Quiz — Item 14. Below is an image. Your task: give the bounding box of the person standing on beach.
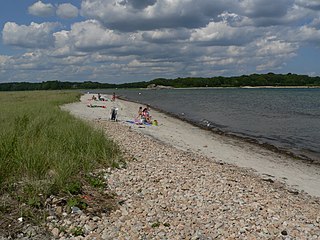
[112,92,116,101]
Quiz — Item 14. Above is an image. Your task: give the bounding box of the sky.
[1,0,320,84]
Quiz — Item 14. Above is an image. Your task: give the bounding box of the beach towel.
[126,119,152,126]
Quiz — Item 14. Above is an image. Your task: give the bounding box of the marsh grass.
[0,90,122,227]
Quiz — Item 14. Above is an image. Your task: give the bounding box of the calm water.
[98,88,320,162]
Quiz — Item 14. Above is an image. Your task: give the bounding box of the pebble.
[51,228,60,237]
[7,111,320,239]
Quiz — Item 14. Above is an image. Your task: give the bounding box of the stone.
[51,228,60,237]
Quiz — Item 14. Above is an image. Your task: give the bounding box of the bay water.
[99,88,320,162]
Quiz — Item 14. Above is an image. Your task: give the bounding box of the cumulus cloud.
[295,0,320,10]
[28,1,55,17]
[80,0,303,31]
[2,22,58,49]
[255,36,297,57]
[190,21,257,46]
[80,0,237,31]
[289,26,320,43]
[67,20,129,51]
[2,0,320,83]
[141,29,190,43]
[119,0,157,10]
[239,0,293,18]
[0,55,12,69]
[56,3,79,19]
[309,18,320,29]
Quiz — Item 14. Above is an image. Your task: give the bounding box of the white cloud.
[255,37,297,56]
[68,20,128,51]
[142,29,190,43]
[2,22,58,49]
[28,1,55,17]
[0,55,12,70]
[56,3,79,19]
[80,0,237,31]
[190,21,256,46]
[2,0,320,83]
[49,20,137,58]
[289,26,320,43]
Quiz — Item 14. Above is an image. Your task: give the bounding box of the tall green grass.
[0,91,122,200]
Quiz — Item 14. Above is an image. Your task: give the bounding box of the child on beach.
[137,107,143,118]
[142,107,152,123]
[134,106,144,124]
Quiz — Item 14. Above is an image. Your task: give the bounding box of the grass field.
[0,90,122,233]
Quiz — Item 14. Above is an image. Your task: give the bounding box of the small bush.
[151,222,161,228]
[71,226,84,236]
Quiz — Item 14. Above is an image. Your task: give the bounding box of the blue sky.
[1,0,320,83]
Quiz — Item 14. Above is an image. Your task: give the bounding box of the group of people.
[91,93,105,101]
[89,92,157,125]
[91,92,116,101]
[136,106,152,124]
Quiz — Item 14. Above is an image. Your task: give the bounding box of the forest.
[0,73,319,91]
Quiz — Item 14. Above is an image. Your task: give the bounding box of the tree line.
[1,73,319,91]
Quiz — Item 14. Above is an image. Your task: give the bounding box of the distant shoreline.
[1,72,320,91]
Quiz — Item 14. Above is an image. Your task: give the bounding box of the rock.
[51,228,60,237]
[71,206,82,214]
[36,115,320,240]
[56,206,63,215]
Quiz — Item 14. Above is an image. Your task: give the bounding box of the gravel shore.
[48,94,320,239]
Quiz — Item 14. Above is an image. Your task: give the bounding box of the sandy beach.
[58,93,320,239]
[64,93,320,198]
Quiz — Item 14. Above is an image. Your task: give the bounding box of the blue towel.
[126,120,135,124]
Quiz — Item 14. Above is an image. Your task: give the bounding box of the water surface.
[97,88,320,162]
